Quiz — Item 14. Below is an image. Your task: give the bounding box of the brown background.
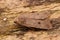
[0,0,60,40]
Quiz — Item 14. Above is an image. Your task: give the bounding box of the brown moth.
[14,10,54,29]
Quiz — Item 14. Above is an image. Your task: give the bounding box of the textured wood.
[0,0,60,40]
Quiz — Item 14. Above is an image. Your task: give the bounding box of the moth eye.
[38,22,41,24]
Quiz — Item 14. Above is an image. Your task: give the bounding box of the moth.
[14,10,55,29]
